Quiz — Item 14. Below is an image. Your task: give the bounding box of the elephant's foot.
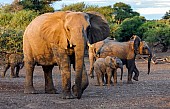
[1,73,5,78]
[107,84,111,87]
[10,75,16,78]
[113,83,117,86]
[45,88,57,94]
[95,83,105,86]
[72,85,82,99]
[62,92,75,99]
[106,80,113,85]
[120,80,123,86]
[100,83,106,86]
[88,73,94,79]
[127,80,133,84]
[15,74,19,78]
[24,87,37,94]
[133,76,139,81]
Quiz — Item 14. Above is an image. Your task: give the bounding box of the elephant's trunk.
[70,30,87,99]
[147,48,152,75]
[73,42,85,99]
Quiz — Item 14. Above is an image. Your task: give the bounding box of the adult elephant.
[97,35,152,83]
[23,11,110,99]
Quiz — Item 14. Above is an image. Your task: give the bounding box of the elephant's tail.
[95,42,106,58]
[95,47,102,58]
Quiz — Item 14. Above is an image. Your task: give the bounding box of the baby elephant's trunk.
[116,59,123,81]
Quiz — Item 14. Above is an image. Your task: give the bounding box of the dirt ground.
[0,53,170,109]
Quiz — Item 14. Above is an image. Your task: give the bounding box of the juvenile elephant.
[88,37,116,78]
[94,56,123,86]
[23,11,110,99]
[1,53,24,78]
[97,35,152,84]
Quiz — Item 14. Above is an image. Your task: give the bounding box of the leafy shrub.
[138,21,170,52]
[114,16,146,41]
[0,28,23,52]
[0,12,13,27]
[9,10,39,30]
[0,10,38,53]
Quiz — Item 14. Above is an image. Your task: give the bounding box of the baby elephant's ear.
[86,11,110,44]
[104,56,111,67]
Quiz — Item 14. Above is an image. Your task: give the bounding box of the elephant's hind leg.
[133,65,139,81]
[24,62,36,94]
[15,65,20,77]
[1,64,10,78]
[42,65,56,94]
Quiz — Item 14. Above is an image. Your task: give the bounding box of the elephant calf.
[1,53,24,78]
[93,56,123,86]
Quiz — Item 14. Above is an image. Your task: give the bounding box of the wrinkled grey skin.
[97,35,152,84]
[1,53,24,78]
[88,37,116,78]
[23,11,110,99]
[94,56,123,86]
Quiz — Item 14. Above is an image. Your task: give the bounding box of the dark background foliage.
[0,1,169,53]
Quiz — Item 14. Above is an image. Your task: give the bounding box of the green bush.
[9,10,39,30]
[0,10,38,53]
[61,2,86,12]
[114,16,146,41]
[0,28,23,52]
[138,21,170,52]
[0,12,13,27]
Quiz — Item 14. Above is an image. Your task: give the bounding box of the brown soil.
[0,53,170,109]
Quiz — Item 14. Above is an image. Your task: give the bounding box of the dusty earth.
[0,53,170,109]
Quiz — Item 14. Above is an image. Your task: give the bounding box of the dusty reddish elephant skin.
[94,56,123,86]
[88,37,116,78]
[23,11,110,99]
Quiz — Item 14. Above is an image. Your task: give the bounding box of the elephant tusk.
[70,44,72,48]
[87,42,92,47]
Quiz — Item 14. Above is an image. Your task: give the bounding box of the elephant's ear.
[129,41,134,51]
[139,41,149,54]
[86,11,110,44]
[130,35,141,55]
[104,56,112,67]
[40,11,70,49]
[139,41,145,54]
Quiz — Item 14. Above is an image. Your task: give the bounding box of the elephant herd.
[89,35,152,84]
[0,11,152,99]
